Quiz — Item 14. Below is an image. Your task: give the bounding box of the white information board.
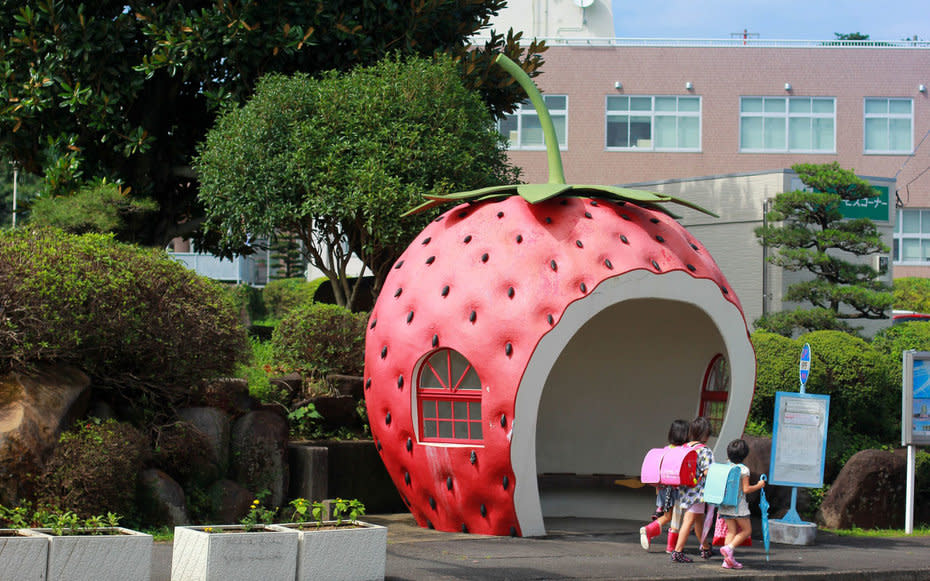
[902,350,930,446]
[769,391,830,488]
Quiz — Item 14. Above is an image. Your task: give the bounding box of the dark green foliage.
[225,283,267,323]
[37,419,150,521]
[754,162,893,336]
[750,330,898,479]
[0,228,249,406]
[262,278,325,321]
[153,421,221,487]
[270,233,306,280]
[271,303,367,379]
[197,54,521,310]
[29,180,157,237]
[893,277,930,313]
[0,0,544,249]
[0,158,41,227]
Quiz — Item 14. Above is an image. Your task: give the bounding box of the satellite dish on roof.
[573,0,594,7]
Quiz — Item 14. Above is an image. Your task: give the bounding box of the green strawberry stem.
[495,55,566,185]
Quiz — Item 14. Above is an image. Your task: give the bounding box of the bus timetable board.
[902,351,930,446]
[769,391,830,488]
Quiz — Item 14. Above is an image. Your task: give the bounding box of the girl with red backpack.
[670,416,715,563]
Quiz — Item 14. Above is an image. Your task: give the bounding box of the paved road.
[152,514,930,580]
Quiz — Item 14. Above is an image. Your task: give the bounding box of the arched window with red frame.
[417,348,483,443]
[700,354,730,435]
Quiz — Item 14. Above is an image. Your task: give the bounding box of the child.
[670,416,714,563]
[717,438,766,570]
[639,419,689,552]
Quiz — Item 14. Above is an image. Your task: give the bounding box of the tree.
[0,1,545,248]
[754,162,893,335]
[29,180,157,236]
[834,32,870,40]
[893,277,930,313]
[196,54,520,310]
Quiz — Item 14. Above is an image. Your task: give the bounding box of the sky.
[611,0,929,41]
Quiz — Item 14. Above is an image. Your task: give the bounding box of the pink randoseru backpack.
[640,444,702,486]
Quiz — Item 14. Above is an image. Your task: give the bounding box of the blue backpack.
[703,462,741,507]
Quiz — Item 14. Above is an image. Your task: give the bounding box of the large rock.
[140,469,189,526]
[818,449,906,529]
[208,479,255,524]
[202,378,252,415]
[308,395,360,430]
[230,410,290,507]
[177,407,231,472]
[0,364,91,504]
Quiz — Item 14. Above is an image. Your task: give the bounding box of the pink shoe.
[720,545,735,567]
[722,560,743,569]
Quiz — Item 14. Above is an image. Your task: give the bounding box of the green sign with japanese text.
[840,185,890,222]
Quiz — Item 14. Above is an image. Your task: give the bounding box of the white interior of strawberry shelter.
[511,270,756,536]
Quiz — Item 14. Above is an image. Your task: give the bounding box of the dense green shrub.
[0,228,249,405]
[262,277,325,320]
[271,303,367,378]
[893,277,930,314]
[225,283,267,323]
[872,321,930,360]
[37,419,149,521]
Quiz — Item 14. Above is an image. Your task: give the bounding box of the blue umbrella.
[759,474,770,561]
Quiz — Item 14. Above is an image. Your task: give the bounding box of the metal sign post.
[901,350,930,534]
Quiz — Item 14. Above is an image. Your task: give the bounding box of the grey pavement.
[152,513,930,580]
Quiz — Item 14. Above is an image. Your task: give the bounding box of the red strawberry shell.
[364,194,752,536]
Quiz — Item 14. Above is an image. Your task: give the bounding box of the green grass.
[141,526,173,542]
[822,526,930,537]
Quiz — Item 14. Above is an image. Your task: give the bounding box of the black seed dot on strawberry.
[503,476,510,490]
[576,240,583,248]
[620,235,629,244]
[516,234,523,243]
[550,260,558,271]
[652,260,661,271]
[497,211,504,218]
[687,264,696,272]
[650,218,660,224]
[622,214,630,221]
[481,253,489,262]
[447,476,453,490]
[441,285,450,297]
[422,237,431,245]
[432,334,439,347]
[500,413,507,427]
[547,314,554,325]
[394,288,402,297]
[470,450,478,464]
[385,412,392,425]
[691,243,699,251]
[381,346,388,359]
[426,256,435,265]
[404,472,411,485]
[580,282,587,293]
[722,286,729,294]
[560,199,568,205]
[510,526,518,537]
[605,259,613,269]
[406,437,413,451]
[507,287,515,298]
[365,378,371,389]
[394,260,404,269]
[618,200,626,206]
[584,211,592,219]
[469,310,477,323]
[429,497,436,510]
[464,235,472,243]
[406,311,414,323]
[480,504,487,517]
[427,520,434,529]
[505,342,513,356]
[656,235,665,243]
[376,440,382,451]
[545,217,552,224]
[461,523,468,533]
[458,211,468,218]
[397,375,404,389]
[370,319,377,329]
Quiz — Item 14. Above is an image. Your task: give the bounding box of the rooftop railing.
[472,36,930,49]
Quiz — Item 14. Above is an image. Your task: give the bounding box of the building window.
[894,209,930,264]
[865,98,913,154]
[499,96,567,150]
[739,96,835,153]
[605,96,700,151]
[699,355,730,436]
[417,348,483,443]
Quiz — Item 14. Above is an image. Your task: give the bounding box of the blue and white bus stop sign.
[799,342,811,392]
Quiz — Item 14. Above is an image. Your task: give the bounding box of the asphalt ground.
[152,513,930,580]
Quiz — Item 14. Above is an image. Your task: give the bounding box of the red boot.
[666,531,679,554]
[639,520,661,550]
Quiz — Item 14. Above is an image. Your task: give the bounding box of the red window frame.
[417,348,483,444]
[699,354,730,435]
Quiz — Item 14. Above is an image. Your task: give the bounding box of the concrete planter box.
[171,525,298,581]
[0,529,51,581]
[270,520,387,581]
[32,527,152,581]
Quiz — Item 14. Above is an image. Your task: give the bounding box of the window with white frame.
[894,208,930,263]
[499,96,567,150]
[865,98,913,154]
[605,96,700,151]
[739,96,835,153]
[417,348,483,443]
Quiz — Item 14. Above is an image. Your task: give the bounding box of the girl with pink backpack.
[639,419,689,552]
[670,416,715,563]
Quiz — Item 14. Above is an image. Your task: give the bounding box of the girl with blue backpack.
[717,439,766,570]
